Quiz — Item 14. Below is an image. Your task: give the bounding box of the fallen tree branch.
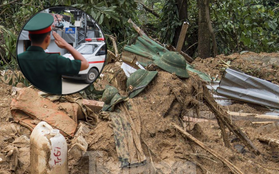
[128,18,147,36]
[216,116,231,148]
[203,84,260,155]
[172,123,244,174]
[138,2,160,18]
[105,34,119,59]
[107,50,117,63]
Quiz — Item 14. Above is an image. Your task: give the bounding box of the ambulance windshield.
[77,44,99,54]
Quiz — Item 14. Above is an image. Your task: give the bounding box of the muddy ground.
[0,52,279,174]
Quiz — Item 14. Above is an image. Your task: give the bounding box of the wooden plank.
[258,137,279,146]
[252,121,273,125]
[227,111,255,117]
[255,115,279,119]
[228,111,279,120]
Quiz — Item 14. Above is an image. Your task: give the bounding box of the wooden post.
[176,21,189,52]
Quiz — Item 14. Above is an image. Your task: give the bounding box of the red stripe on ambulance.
[88,61,105,64]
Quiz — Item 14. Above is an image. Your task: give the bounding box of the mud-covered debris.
[68,122,91,161]
[68,136,88,161]
[10,88,77,137]
[82,99,104,112]
[12,135,30,148]
[110,111,146,168]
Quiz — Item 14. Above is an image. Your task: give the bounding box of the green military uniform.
[18,47,81,94]
[17,12,81,94]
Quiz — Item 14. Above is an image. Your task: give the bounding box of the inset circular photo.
[17,6,106,95]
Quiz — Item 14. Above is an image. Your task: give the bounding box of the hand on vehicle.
[52,31,69,49]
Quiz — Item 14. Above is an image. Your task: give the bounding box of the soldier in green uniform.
[17,13,89,94]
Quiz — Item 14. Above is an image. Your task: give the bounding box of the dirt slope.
[0,52,279,173]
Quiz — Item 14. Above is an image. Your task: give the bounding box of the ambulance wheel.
[85,68,98,84]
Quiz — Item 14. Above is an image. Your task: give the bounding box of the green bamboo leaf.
[99,13,104,24]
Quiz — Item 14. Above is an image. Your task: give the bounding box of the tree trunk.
[173,0,188,50]
[198,0,211,58]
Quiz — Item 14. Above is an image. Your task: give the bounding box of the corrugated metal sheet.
[217,68,279,109]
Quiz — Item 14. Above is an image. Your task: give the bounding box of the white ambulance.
[63,38,106,84]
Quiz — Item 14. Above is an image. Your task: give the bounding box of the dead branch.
[128,18,147,36]
[216,117,231,148]
[0,0,19,8]
[202,84,260,155]
[172,123,244,174]
[105,34,119,59]
[138,2,160,18]
[107,50,117,63]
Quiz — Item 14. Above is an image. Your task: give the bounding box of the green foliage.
[72,0,138,50]
[0,0,139,68]
[157,0,181,44]
[62,12,75,24]
[153,0,279,56]
[0,26,17,69]
[211,0,279,54]
[1,0,279,75]
[0,0,42,70]
[0,0,140,86]
[137,0,164,26]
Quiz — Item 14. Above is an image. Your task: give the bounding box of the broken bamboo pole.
[172,123,244,174]
[203,84,260,155]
